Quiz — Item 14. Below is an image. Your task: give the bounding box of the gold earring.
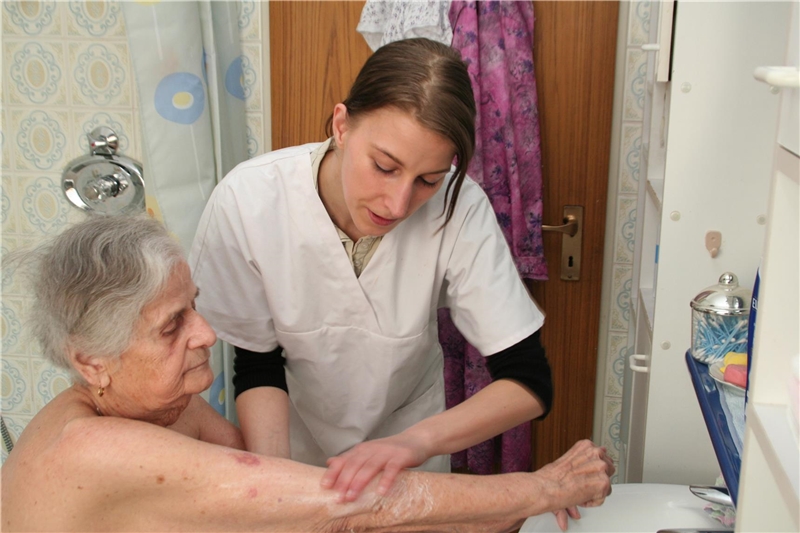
[98,386,105,397]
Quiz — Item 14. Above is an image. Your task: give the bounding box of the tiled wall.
[596,0,650,483]
[0,0,269,462]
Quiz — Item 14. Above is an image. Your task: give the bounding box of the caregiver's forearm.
[236,386,290,457]
[405,379,544,459]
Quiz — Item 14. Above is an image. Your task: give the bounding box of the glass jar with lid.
[690,272,751,364]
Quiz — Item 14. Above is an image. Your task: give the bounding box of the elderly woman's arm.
[56,416,610,532]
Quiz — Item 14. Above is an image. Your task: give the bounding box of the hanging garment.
[442,0,547,475]
[357,0,453,51]
[189,143,544,470]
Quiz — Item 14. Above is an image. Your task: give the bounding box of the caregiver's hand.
[321,432,429,502]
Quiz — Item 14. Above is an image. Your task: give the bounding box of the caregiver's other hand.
[321,433,429,502]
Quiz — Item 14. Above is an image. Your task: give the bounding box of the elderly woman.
[1,215,613,532]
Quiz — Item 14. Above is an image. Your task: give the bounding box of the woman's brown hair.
[326,38,476,225]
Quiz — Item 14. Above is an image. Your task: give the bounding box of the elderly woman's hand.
[321,432,429,502]
[537,440,615,530]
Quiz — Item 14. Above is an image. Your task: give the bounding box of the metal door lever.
[542,206,583,280]
[542,215,578,237]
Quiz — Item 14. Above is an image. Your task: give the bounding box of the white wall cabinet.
[620,1,793,486]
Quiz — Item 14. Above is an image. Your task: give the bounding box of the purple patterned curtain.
[441,0,547,475]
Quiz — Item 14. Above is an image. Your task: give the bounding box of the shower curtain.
[122,2,249,420]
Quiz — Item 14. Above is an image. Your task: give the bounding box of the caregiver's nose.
[385,178,414,219]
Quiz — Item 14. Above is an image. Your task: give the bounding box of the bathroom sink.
[520,484,732,532]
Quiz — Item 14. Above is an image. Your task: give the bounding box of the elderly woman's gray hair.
[29,215,184,383]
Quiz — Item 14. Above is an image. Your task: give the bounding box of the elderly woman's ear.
[69,349,113,390]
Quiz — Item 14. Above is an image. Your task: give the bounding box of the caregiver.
[190,37,555,504]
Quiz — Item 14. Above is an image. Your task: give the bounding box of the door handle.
[542,206,583,280]
[542,215,578,237]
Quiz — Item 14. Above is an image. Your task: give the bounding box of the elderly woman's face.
[107,261,216,425]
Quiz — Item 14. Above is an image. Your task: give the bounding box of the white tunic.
[189,142,544,470]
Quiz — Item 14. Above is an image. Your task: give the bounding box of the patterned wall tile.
[246,113,263,157]
[242,44,262,113]
[1,357,34,415]
[1,235,37,297]
[11,108,69,172]
[627,0,652,47]
[622,48,647,122]
[614,196,637,264]
[65,0,126,39]
[1,175,18,234]
[619,123,642,194]
[605,333,629,398]
[2,1,63,37]
[67,42,131,107]
[31,359,72,411]
[238,0,261,42]
[15,174,71,236]
[5,40,68,106]
[600,396,623,484]
[610,264,633,332]
[1,110,11,171]
[1,298,26,355]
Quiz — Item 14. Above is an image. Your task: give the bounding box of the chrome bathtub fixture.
[62,127,145,215]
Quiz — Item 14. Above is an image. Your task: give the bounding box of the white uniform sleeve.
[189,181,279,352]
[440,184,544,356]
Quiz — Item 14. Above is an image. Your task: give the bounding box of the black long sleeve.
[485,330,553,419]
[232,345,287,399]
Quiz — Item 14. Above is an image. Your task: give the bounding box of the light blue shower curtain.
[122,2,249,421]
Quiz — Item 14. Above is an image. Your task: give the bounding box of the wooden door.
[270,1,618,470]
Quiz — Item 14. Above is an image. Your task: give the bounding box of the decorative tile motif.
[7,41,67,105]
[1,357,33,414]
[238,0,260,41]
[619,123,642,194]
[605,333,629,398]
[1,176,18,234]
[242,44,261,112]
[69,42,130,107]
[1,121,10,170]
[20,175,71,235]
[601,396,623,484]
[627,0,652,47]
[0,236,36,297]
[1,300,25,355]
[66,0,125,38]
[623,49,647,122]
[2,1,61,37]
[610,265,633,332]
[13,109,69,171]
[32,359,72,411]
[614,196,638,264]
[246,113,263,157]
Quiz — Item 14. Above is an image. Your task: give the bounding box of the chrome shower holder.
[62,126,146,215]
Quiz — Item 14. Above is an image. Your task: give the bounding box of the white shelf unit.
[737,58,800,529]
[620,1,793,486]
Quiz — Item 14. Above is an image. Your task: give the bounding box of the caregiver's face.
[332,104,456,239]
[108,261,216,426]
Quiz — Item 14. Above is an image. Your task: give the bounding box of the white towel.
[357,0,453,52]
